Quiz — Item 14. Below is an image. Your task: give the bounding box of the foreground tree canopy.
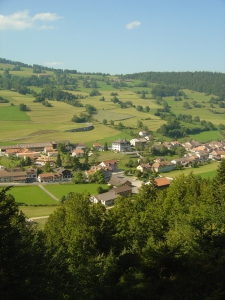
[1,160,225,299]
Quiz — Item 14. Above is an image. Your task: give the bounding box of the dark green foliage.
[19,103,28,111]
[1,153,225,299]
[72,112,91,122]
[0,96,9,103]
[89,170,105,184]
[89,88,101,96]
[123,71,225,98]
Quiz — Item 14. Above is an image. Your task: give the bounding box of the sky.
[0,0,225,74]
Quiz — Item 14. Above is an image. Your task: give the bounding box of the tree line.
[122,71,225,99]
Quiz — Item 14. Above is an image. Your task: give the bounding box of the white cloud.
[33,13,62,22]
[44,62,64,66]
[0,10,62,30]
[38,25,54,30]
[126,21,141,30]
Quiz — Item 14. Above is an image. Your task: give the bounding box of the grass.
[93,109,135,122]
[44,183,108,199]
[5,186,58,205]
[19,206,57,218]
[0,106,31,121]
[163,161,219,178]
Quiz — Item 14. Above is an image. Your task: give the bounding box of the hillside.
[0,59,225,146]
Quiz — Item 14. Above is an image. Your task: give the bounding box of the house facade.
[112,139,131,152]
[152,161,176,173]
[100,160,118,172]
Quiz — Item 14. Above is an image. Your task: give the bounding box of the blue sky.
[0,0,225,74]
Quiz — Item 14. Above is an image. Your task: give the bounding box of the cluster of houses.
[1,137,225,206]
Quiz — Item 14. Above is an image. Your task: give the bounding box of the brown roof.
[93,142,102,147]
[154,177,171,187]
[73,149,84,154]
[113,185,132,194]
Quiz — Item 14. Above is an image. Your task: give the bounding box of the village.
[1,130,225,206]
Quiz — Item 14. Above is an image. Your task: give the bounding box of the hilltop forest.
[1,160,225,299]
[1,57,225,98]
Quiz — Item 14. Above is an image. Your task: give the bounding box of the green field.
[19,206,57,218]
[0,105,31,121]
[44,183,108,199]
[6,186,57,205]
[164,161,219,179]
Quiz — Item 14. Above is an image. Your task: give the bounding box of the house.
[91,190,117,206]
[163,142,173,150]
[72,149,84,157]
[145,134,154,141]
[154,177,172,189]
[108,175,132,187]
[171,158,187,166]
[38,172,63,183]
[137,138,147,146]
[130,138,141,147]
[0,168,27,183]
[35,156,55,167]
[91,185,132,206]
[139,131,147,137]
[76,142,86,150]
[136,163,152,173]
[44,146,54,153]
[209,150,225,160]
[100,160,118,172]
[5,148,22,156]
[112,138,131,152]
[26,168,38,179]
[47,151,58,157]
[93,142,103,151]
[171,141,181,147]
[53,167,73,178]
[86,165,111,182]
[152,161,176,173]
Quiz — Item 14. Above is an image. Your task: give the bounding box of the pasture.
[6,186,58,205]
[44,183,108,199]
[0,65,224,147]
[19,206,57,218]
[0,105,31,121]
[164,161,219,179]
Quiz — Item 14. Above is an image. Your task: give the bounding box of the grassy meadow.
[6,186,58,205]
[44,183,108,199]
[164,161,219,179]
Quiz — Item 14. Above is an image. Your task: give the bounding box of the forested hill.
[122,71,225,98]
[1,57,225,98]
